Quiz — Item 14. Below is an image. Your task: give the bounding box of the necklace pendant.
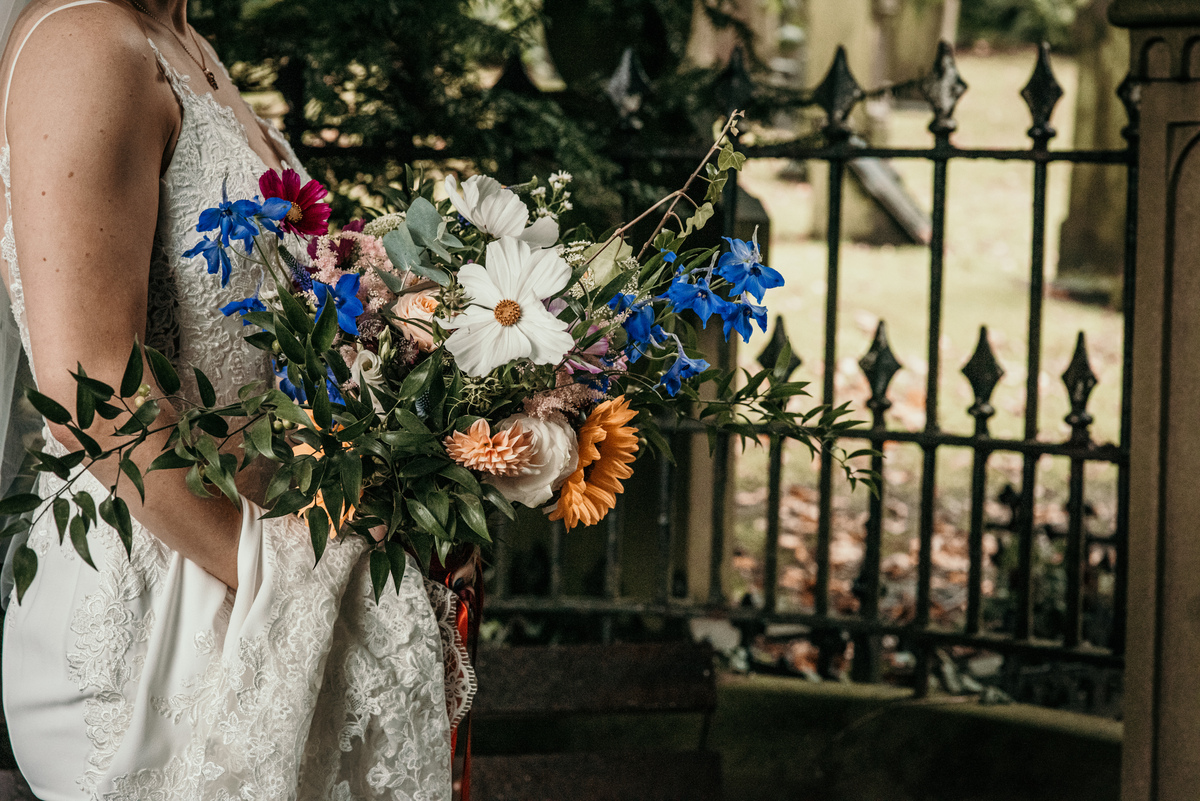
[205,70,219,91]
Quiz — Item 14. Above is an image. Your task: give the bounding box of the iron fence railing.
[482,41,1138,711]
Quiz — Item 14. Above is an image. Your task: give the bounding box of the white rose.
[352,349,386,415]
[485,414,578,507]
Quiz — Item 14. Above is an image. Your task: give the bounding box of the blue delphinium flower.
[273,360,345,405]
[274,360,306,402]
[608,293,655,343]
[717,233,784,302]
[184,236,233,287]
[721,296,769,343]
[220,293,266,326]
[313,273,365,336]
[326,368,345,405]
[661,250,677,265]
[659,348,710,397]
[254,197,292,238]
[197,181,262,252]
[661,277,731,328]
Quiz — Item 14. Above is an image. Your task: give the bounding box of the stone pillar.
[1108,3,1200,799]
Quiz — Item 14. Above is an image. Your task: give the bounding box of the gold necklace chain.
[126,0,219,90]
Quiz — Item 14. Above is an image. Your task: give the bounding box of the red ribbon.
[434,547,480,801]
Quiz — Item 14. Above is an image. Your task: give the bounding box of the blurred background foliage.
[187,0,1092,221]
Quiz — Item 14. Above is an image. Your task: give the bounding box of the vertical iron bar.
[966,448,988,634]
[601,495,624,644]
[657,455,674,606]
[1064,457,1087,647]
[549,520,563,599]
[492,518,510,601]
[816,158,845,619]
[912,145,950,696]
[1113,77,1139,654]
[763,435,784,614]
[1016,156,1050,642]
[706,161,740,607]
[852,443,885,682]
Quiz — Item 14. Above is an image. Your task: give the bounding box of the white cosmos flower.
[443,237,575,377]
[445,174,560,248]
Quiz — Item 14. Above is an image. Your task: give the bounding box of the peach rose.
[392,289,441,351]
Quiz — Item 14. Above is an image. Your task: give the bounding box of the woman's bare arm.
[5,6,242,588]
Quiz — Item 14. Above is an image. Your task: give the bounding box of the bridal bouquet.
[0,114,868,601]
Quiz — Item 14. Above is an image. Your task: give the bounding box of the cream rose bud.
[352,349,386,416]
[392,289,441,351]
[485,414,578,508]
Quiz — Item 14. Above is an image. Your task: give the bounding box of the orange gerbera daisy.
[444,419,536,476]
[549,396,639,530]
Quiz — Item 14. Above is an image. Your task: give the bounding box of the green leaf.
[369,548,391,602]
[382,225,422,272]
[148,450,194,472]
[0,494,40,516]
[399,357,438,402]
[71,369,114,401]
[34,451,71,480]
[278,285,314,334]
[247,416,276,462]
[265,466,294,503]
[242,314,276,334]
[75,379,96,429]
[270,395,315,430]
[679,202,714,239]
[261,489,310,519]
[194,368,217,408]
[396,457,445,478]
[111,497,133,557]
[26,388,71,425]
[440,464,480,493]
[456,493,491,542]
[52,497,70,542]
[120,458,145,503]
[313,382,332,430]
[341,453,363,509]
[276,323,306,363]
[120,340,144,398]
[481,484,516,520]
[74,491,96,524]
[407,497,448,540]
[312,291,338,354]
[12,542,37,604]
[717,141,746,172]
[115,400,161,436]
[405,197,443,244]
[67,425,102,458]
[307,507,329,565]
[195,413,229,438]
[581,238,633,289]
[69,515,94,569]
[145,346,180,395]
[426,491,450,528]
[385,541,407,596]
[184,464,214,498]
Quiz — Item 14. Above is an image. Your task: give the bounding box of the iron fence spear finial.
[1021,43,1064,146]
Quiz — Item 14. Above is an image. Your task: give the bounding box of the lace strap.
[144,37,187,101]
[1,0,112,148]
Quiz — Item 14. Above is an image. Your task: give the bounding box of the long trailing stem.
[634,111,744,260]
[581,110,745,269]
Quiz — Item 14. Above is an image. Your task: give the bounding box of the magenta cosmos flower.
[258,168,332,236]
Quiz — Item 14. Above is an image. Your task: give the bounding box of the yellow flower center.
[493,299,522,326]
[285,202,304,224]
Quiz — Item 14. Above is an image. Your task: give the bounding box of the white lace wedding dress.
[0,4,474,799]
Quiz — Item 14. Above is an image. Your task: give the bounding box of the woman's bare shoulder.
[4,1,173,147]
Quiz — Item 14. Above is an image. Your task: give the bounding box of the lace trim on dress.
[425,580,477,731]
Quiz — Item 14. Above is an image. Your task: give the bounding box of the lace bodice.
[0,26,472,801]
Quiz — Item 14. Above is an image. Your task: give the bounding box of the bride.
[0,0,474,798]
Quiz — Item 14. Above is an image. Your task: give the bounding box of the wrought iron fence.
[482,41,1138,714]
